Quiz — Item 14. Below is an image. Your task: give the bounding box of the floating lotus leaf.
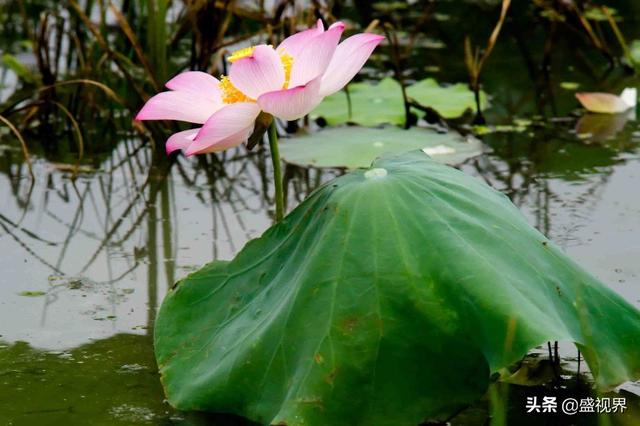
[155,151,640,425]
[311,78,405,125]
[279,126,482,169]
[311,77,487,126]
[406,78,488,118]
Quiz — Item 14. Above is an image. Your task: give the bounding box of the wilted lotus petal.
[575,87,637,114]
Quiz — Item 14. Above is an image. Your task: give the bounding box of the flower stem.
[267,120,284,222]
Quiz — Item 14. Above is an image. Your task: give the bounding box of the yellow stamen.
[219,75,250,104]
[280,52,293,89]
[220,45,295,103]
[227,46,258,63]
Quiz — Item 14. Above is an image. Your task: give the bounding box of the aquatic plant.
[3,2,640,424]
[464,0,510,123]
[155,150,640,425]
[136,19,383,220]
[136,20,383,155]
[0,1,337,169]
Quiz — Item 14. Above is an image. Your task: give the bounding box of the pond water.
[1,2,640,425]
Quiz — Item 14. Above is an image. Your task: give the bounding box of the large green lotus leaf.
[311,77,487,126]
[155,151,640,425]
[279,126,482,169]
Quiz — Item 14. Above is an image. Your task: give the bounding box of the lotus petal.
[575,91,634,114]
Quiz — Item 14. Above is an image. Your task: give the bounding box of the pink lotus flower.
[136,20,384,156]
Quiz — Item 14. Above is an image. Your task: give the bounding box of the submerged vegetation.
[2,0,640,425]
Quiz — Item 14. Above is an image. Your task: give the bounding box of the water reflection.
[575,110,636,143]
[0,138,263,349]
[462,121,640,312]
